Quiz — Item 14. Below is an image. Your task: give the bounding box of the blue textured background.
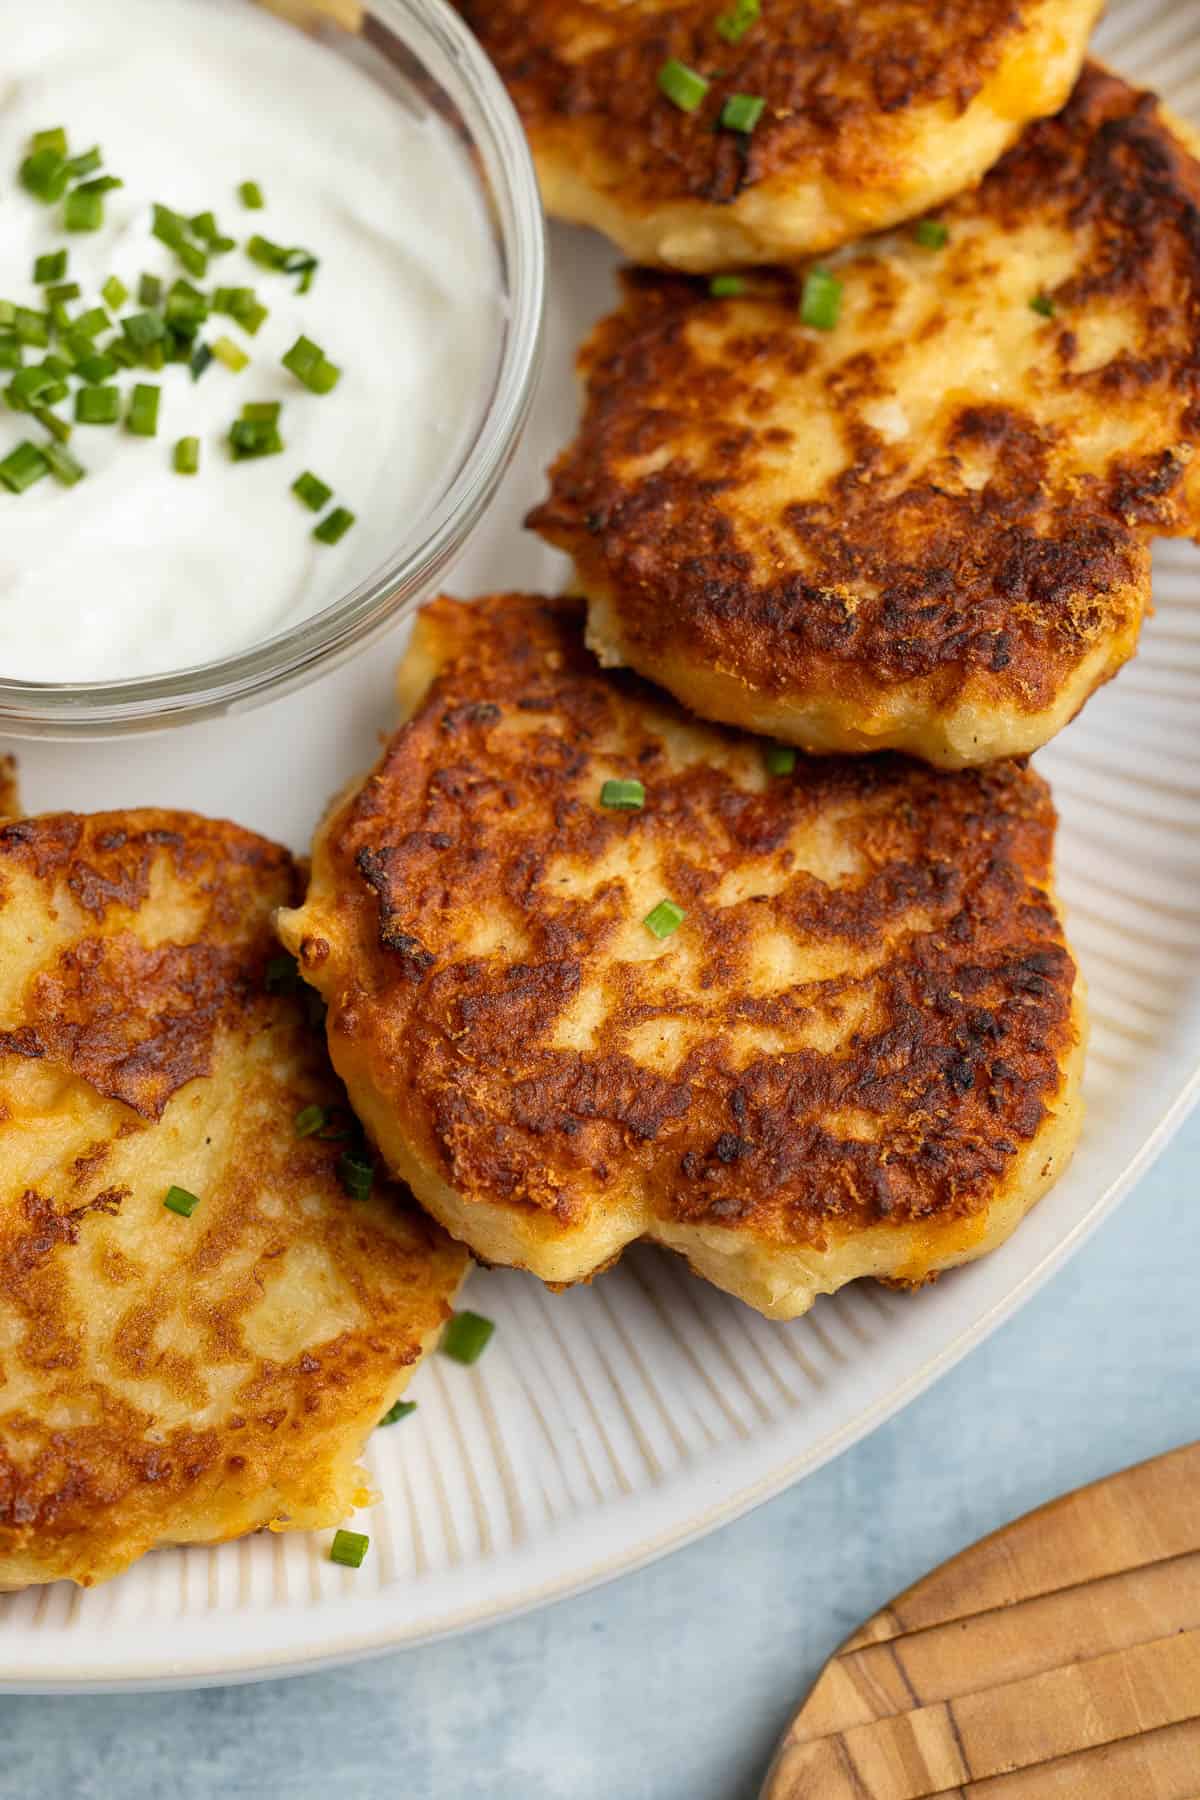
[2,1111,1196,1800]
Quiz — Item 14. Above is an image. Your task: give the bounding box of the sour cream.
[0,0,502,683]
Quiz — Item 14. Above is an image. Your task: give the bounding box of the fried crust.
[0,810,467,1590]
[531,68,1200,768]
[453,0,1101,269]
[279,595,1085,1320]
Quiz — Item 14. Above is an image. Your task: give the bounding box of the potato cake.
[452,0,1101,270]
[0,810,467,1590]
[531,67,1200,768]
[279,593,1085,1321]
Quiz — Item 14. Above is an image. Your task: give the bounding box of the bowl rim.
[0,0,546,737]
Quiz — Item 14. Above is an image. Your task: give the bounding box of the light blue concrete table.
[3,1112,1196,1800]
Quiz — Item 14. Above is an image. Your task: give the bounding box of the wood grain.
[764,1442,1200,1798]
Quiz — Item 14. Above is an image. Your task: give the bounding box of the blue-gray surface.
[4,1112,1197,1800]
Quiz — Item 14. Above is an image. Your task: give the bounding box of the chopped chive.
[721,93,766,133]
[710,275,745,298]
[44,281,81,305]
[1030,292,1056,318]
[9,365,61,406]
[75,385,120,425]
[126,383,161,437]
[151,202,188,250]
[229,417,283,458]
[644,898,685,939]
[64,188,104,232]
[33,250,68,284]
[178,241,207,279]
[293,1103,328,1137]
[212,335,249,372]
[63,146,102,180]
[282,249,319,292]
[239,180,265,210]
[14,308,50,348]
[190,210,219,241]
[658,58,709,113]
[313,505,355,545]
[0,303,14,328]
[107,338,138,369]
[33,404,71,443]
[102,274,128,310]
[600,778,645,810]
[241,400,281,424]
[764,743,797,774]
[75,175,123,196]
[163,1184,200,1218]
[914,219,949,250]
[48,299,73,335]
[31,128,68,157]
[378,1398,418,1427]
[715,0,760,42]
[0,441,50,493]
[73,307,110,338]
[282,334,340,394]
[19,148,69,204]
[232,298,268,336]
[138,273,163,307]
[800,266,843,331]
[122,310,167,350]
[165,291,209,334]
[0,337,21,372]
[42,439,85,486]
[210,235,236,256]
[336,1151,374,1203]
[292,469,332,512]
[247,232,288,270]
[76,352,117,384]
[189,342,214,381]
[173,435,200,475]
[329,1529,369,1569]
[440,1310,495,1365]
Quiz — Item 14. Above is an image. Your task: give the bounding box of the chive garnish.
[189,342,214,382]
[914,219,949,249]
[14,308,50,348]
[292,470,332,512]
[33,250,68,284]
[102,274,128,311]
[658,58,709,113]
[212,335,249,372]
[63,146,102,180]
[75,385,120,424]
[138,273,163,307]
[440,1310,495,1365]
[76,352,117,384]
[33,404,71,443]
[42,439,85,486]
[721,93,766,133]
[163,1184,200,1218]
[242,400,281,424]
[126,383,161,437]
[715,0,760,41]
[9,365,62,407]
[313,505,355,544]
[64,188,104,232]
[710,275,745,297]
[282,334,340,394]
[247,232,287,269]
[73,307,110,339]
[600,778,645,810]
[329,1529,369,1569]
[294,1103,328,1137]
[229,417,283,459]
[173,436,200,475]
[190,210,219,241]
[644,898,685,939]
[0,337,21,372]
[45,281,81,305]
[0,441,50,492]
[178,241,207,279]
[121,310,167,350]
[800,267,843,331]
[75,175,123,196]
[20,148,69,204]
[378,1399,417,1427]
[764,744,796,774]
[239,180,265,210]
[1031,293,1056,318]
[32,128,68,157]
[336,1151,374,1202]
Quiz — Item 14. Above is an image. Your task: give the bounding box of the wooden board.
[764,1442,1200,1798]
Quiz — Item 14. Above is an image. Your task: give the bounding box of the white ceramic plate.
[3,0,1199,1693]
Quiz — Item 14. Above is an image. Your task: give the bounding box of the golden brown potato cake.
[0,810,467,1590]
[531,67,1200,769]
[452,0,1102,269]
[279,594,1086,1321]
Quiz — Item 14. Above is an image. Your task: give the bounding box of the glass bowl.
[0,0,544,738]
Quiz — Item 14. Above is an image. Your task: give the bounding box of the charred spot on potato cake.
[452,0,1101,267]
[530,67,1200,768]
[0,810,466,1590]
[279,595,1085,1320]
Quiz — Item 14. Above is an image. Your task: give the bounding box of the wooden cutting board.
[763,1442,1200,1798]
